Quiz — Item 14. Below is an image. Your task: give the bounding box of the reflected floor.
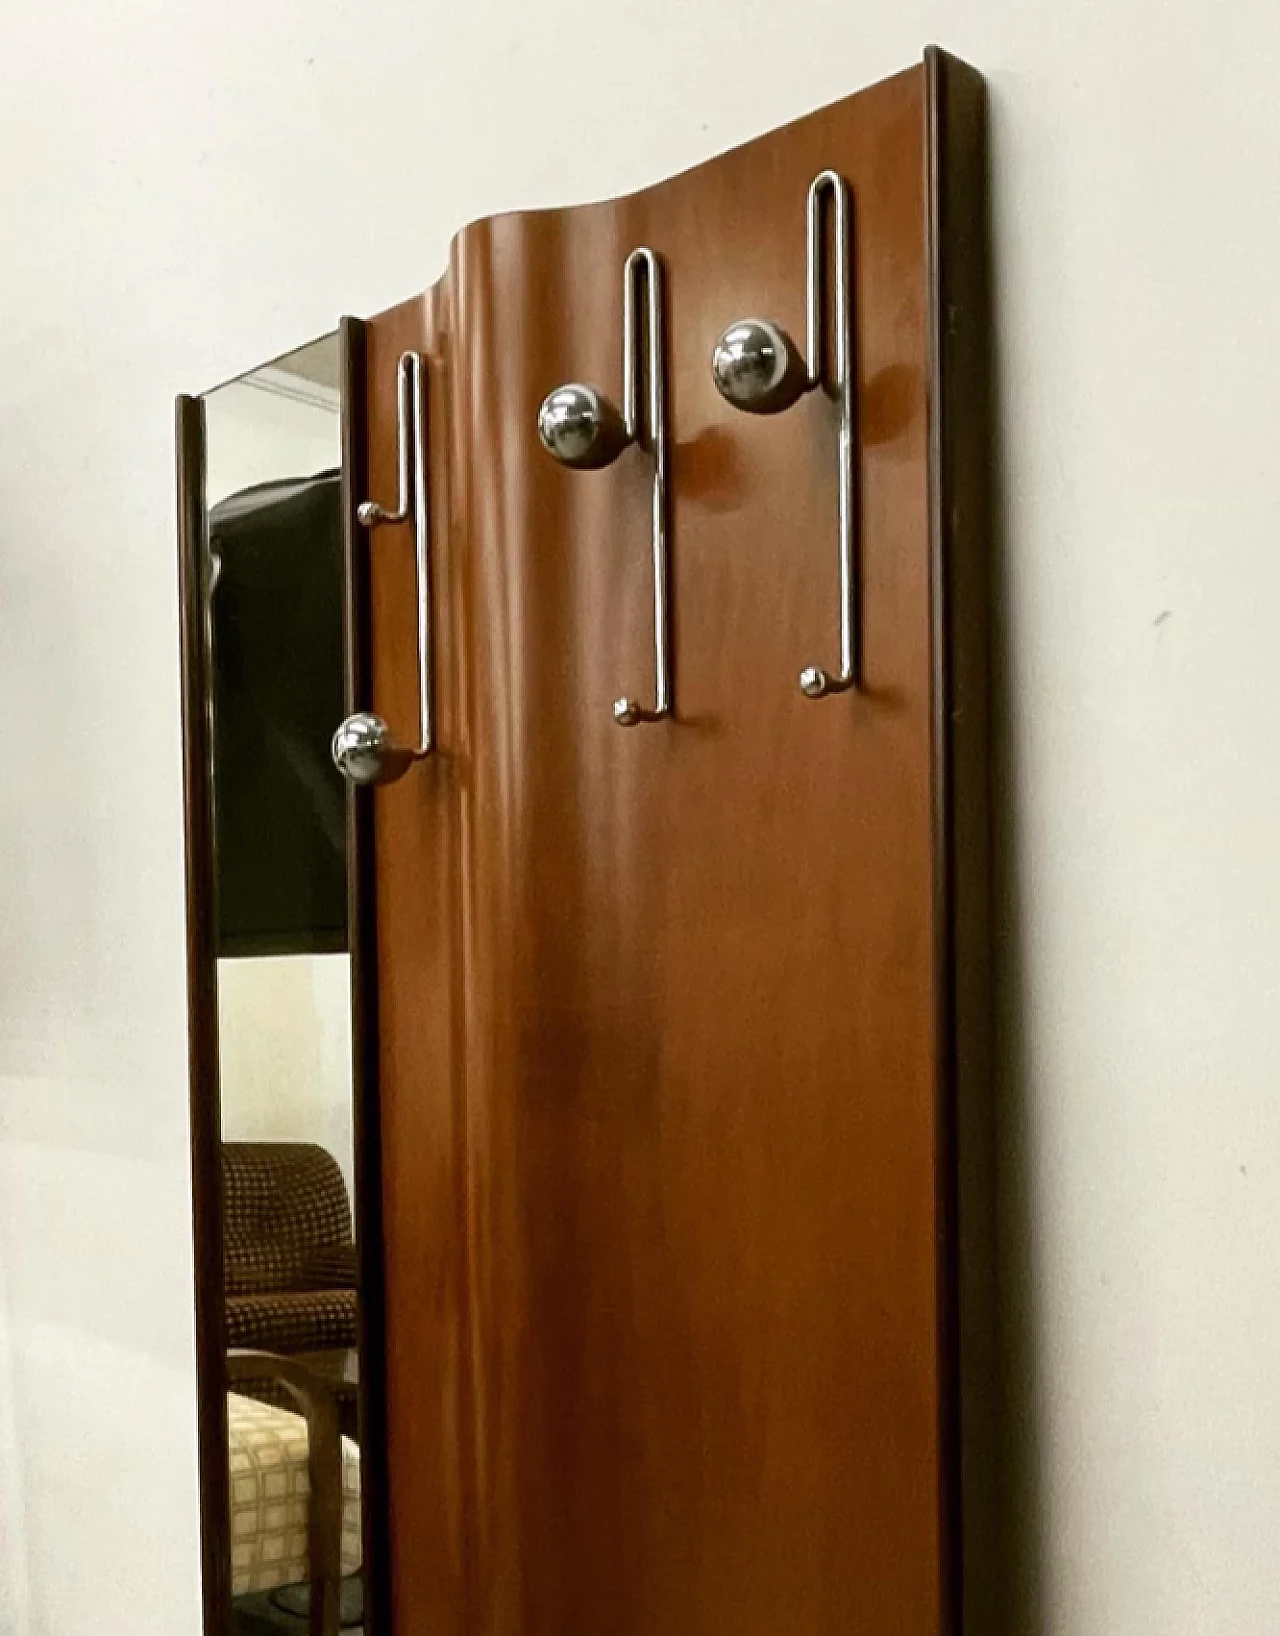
[231,1575,363,1633]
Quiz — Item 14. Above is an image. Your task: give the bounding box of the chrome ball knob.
[711,318,809,415]
[331,712,413,787]
[537,384,630,470]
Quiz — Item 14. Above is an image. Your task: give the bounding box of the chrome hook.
[712,170,858,699]
[537,247,672,727]
[332,351,434,785]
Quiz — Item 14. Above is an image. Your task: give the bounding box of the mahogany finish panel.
[365,52,990,1636]
[363,290,473,1636]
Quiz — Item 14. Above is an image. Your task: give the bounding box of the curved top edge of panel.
[372,47,977,326]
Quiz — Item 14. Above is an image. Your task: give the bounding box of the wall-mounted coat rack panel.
[346,45,990,1636]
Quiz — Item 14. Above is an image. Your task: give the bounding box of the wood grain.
[365,53,990,1636]
[365,288,474,1636]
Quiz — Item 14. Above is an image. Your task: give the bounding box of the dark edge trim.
[342,315,395,1636]
[925,47,995,1636]
[176,393,231,1636]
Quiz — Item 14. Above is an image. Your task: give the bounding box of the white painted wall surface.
[1,3,1279,1633]
[216,955,355,1207]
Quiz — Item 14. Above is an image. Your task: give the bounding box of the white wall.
[217,955,355,1207]
[1,3,1279,1633]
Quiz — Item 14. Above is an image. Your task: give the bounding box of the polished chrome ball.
[537,383,629,469]
[331,712,412,786]
[711,318,809,415]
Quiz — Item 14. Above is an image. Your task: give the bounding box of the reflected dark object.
[209,471,347,956]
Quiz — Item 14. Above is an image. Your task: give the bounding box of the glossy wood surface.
[366,53,989,1636]
[364,287,473,1636]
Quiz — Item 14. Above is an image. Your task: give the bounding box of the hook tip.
[799,666,829,699]
[613,697,641,726]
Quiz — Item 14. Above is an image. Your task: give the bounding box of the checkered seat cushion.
[228,1391,362,1596]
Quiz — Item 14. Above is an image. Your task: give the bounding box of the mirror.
[182,331,376,1635]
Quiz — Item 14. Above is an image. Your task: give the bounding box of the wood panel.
[365,286,474,1636]
[366,50,990,1636]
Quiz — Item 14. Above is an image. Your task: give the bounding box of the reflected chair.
[222,1142,359,1369]
[226,1349,361,1636]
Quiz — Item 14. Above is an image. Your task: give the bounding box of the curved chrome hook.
[333,351,434,785]
[537,247,672,728]
[712,169,858,699]
[799,170,856,698]
[614,247,671,726]
[357,352,414,530]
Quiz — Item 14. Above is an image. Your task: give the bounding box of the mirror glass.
[200,332,366,1633]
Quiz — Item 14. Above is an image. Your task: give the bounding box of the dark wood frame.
[177,391,231,1632]
[924,47,996,1636]
[341,316,395,1636]
[176,322,393,1636]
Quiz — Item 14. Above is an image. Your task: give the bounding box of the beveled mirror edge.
[176,390,232,1635]
[199,327,344,403]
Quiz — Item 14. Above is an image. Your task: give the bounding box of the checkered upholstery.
[225,1290,358,1354]
[224,1142,355,1297]
[227,1391,362,1595]
[222,1143,359,1378]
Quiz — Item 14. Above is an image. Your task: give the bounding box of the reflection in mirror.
[200,333,366,1635]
